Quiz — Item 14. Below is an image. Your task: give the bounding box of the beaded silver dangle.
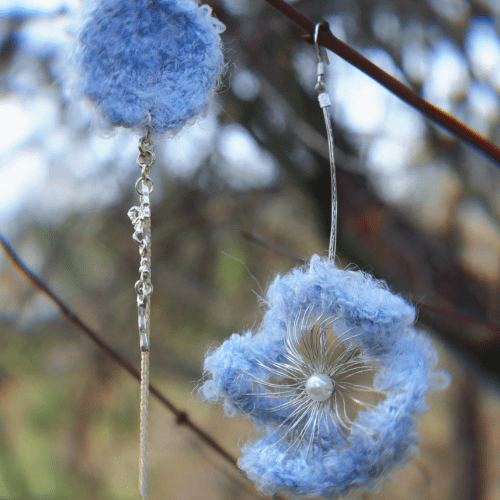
[128,114,155,500]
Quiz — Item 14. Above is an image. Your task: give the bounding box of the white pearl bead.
[305,374,334,402]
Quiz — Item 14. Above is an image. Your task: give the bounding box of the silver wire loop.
[137,150,155,169]
[135,176,155,196]
[138,115,155,170]
[135,279,153,297]
[314,22,337,262]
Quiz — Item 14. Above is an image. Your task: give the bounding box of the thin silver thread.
[315,24,337,262]
[128,114,155,500]
[140,350,150,499]
[246,307,386,455]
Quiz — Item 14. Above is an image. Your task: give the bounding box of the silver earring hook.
[314,23,330,65]
[314,23,330,94]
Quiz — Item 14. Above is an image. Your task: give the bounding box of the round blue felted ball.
[75,0,225,134]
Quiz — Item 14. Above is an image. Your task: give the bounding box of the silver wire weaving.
[128,117,155,500]
[247,305,386,457]
[315,24,337,262]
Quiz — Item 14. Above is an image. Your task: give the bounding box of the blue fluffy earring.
[75,0,225,134]
[200,24,449,499]
[74,2,225,498]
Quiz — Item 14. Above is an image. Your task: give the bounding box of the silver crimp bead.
[318,92,332,108]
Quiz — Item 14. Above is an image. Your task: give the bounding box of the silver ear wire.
[314,23,330,67]
[314,23,337,262]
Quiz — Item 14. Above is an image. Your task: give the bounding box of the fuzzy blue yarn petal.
[74,0,225,134]
[200,255,450,499]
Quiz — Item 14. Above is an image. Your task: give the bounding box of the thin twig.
[240,229,305,264]
[260,1,500,167]
[0,235,240,474]
[0,233,288,500]
[417,301,500,340]
[458,368,484,500]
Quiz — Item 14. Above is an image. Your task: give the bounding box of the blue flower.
[74,0,226,134]
[200,255,450,498]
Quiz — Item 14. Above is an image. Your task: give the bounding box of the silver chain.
[128,129,155,500]
[315,24,337,263]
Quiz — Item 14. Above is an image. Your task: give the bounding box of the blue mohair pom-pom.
[74,0,225,134]
[200,255,450,499]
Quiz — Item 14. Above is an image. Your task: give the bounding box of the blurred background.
[1,0,500,498]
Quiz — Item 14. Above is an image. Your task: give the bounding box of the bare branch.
[259,3,500,167]
[0,234,242,483]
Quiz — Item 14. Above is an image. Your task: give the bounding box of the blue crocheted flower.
[200,255,449,498]
[74,0,225,134]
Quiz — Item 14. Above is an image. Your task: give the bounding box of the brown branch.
[260,1,500,167]
[417,301,500,340]
[0,233,290,500]
[240,229,305,264]
[0,233,244,484]
[458,368,484,500]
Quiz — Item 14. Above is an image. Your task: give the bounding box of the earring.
[199,22,449,500]
[74,1,226,498]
